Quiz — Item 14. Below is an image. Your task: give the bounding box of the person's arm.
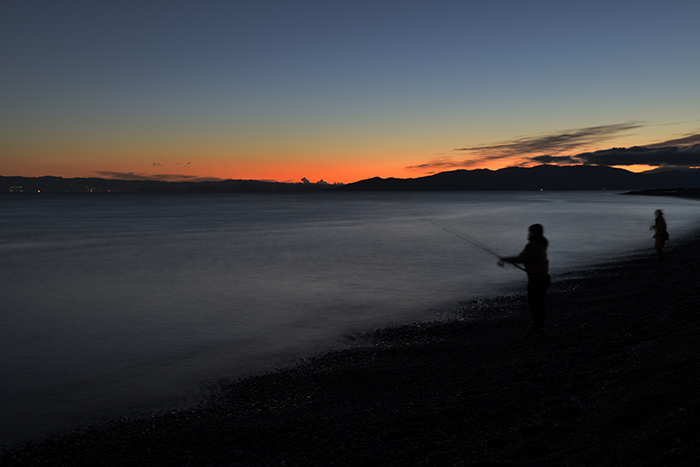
[500,244,530,265]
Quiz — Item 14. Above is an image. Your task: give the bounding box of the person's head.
[655,209,664,218]
[528,223,544,238]
[528,223,548,248]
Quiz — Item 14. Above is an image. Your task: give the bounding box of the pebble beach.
[2,195,700,466]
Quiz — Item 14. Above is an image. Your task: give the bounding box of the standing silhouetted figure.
[499,224,550,333]
[650,209,668,260]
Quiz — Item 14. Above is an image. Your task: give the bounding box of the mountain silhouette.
[338,165,700,191]
[0,176,330,194]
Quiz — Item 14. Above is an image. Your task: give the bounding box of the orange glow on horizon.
[610,164,657,173]
[0,137,685,184]
[2,158,671,185]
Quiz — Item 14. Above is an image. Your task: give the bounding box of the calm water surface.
[1,191,699,445]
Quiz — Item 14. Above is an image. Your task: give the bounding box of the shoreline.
[623,188,700,199]
[3,224,700,465]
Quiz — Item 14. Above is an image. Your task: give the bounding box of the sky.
[2,0,700,184]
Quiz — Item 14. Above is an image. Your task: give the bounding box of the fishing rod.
[417,213,527,272]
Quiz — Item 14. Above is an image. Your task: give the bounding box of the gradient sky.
[2,1,700,184]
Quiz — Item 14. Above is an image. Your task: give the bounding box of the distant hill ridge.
[3,165,700,193]
[0,176,330,193]
[339,165,700,191]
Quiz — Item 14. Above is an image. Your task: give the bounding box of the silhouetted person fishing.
[498,224,550,334]
[650,209,668,260]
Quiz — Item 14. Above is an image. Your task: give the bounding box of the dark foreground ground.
[2,229,700,466]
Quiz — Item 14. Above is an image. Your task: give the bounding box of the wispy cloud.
[95,171,223,182]
[403,156,483,173]
[406,122,643,172]
[529,155,579,164]
[455,122,643,156]
[644,133,700,148]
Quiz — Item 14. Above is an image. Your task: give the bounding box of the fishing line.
[413,210,527,272]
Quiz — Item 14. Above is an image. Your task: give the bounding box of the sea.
[1,190,699,446]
